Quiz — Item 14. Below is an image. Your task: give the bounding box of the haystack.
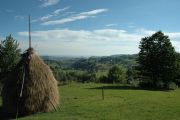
[2,48,59,116]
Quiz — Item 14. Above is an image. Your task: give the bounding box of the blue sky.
[0,0,180,56]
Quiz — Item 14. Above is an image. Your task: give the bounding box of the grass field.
[1,83,180,120]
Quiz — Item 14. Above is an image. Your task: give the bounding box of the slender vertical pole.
[29,15,31,49]
[102,86,104,100]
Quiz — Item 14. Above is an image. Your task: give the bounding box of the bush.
[130,80,139,87]
[175,78,180,86]
[99,75,108,83]
[155,81,164,88]
[167,82,178,90]
[108,65,126,83]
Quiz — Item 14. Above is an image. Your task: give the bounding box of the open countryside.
[0,0,180,120]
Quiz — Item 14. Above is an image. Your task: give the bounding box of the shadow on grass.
[89,85,169,92]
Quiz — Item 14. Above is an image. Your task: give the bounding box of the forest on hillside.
[43,54,138,84]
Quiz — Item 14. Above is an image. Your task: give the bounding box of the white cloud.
[164,32,180,50]
[40,0,59,7]
[106,24,117,27]
[40,14,53,21]
[135,28,180,52]
[32,6,70,22]
[42,9,108,25]
[18,29,140,56]
[42,16,89,25]
[135,28,180,41]
[17,28,180,56]
[135,28,156,35]
[78,9,108,16]
[53,6,70,15]
[166,32,180,41]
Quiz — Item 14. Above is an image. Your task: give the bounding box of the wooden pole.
[29,15,31,49]
[102,86,104,100]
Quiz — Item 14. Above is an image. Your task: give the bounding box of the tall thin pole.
[29,15,31,49]
[102,86,104,100]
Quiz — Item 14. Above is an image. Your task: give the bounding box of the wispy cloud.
[40,0,59,7]
[53,7,70,14]
[41,9,108,25]
[5,9,14,13]
[32,6,70,22]
[106,24,117,27]
[14,15,25,20]
[78,9,108,16]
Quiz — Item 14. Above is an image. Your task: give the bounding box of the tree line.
[0,31,180,90]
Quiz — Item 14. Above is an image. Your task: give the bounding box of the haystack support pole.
[29,15,31,49]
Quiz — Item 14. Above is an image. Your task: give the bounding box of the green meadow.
[1,83,180,120]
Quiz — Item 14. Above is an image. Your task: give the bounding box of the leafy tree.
[108,65,126,83]
[126,66,134,83]
[0,35,21,83]
[137,31,176,88]
[175,52,180,85]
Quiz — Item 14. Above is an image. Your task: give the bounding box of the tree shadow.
[89,85,169,92]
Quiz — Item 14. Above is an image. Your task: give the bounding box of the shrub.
[167,82,178,90]
[130,80,139,87]
[108,65,126,83]
[99,75,108,83]
[155,81,164,88]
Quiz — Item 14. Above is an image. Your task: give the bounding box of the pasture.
[1,83,180,120]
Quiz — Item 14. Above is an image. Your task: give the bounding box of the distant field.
[1,83,180,120]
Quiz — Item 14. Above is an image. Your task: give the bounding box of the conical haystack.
[2,48,59,116]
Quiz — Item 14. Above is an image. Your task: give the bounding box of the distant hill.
[42,54,138,71]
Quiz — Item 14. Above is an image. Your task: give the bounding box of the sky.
[0,0,180,56]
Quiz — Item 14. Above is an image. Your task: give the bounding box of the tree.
[175,52,180,85]
[108,65,126,83]
[137,31,176,88]
[0,35,21,83]
[126,66,134,83]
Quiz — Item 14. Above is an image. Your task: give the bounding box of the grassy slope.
[1,83,180,120]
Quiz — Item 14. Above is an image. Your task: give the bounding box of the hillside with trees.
[43,54,137,84]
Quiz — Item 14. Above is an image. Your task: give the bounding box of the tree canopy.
[108,65,126,83]
[0,35,21,83]
[138,31,176,88]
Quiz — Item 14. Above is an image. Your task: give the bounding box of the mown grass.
[1,83,180,120]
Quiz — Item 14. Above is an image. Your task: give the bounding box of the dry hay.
[2,48,59,116]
